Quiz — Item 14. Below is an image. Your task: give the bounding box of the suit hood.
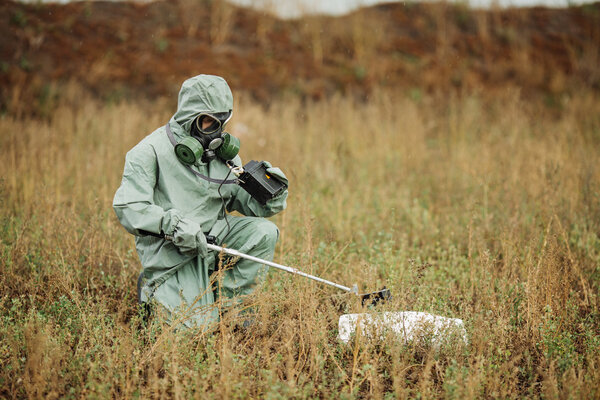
[170,75,233,136]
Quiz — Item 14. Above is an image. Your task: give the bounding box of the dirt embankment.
[1,0,599,115]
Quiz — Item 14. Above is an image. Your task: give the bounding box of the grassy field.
[1,87,599,398]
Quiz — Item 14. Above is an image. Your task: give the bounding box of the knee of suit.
[254,219,279,248]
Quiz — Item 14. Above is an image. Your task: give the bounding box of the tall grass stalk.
[0,90,599,398]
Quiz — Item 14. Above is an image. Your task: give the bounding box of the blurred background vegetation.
[1,0,599,116]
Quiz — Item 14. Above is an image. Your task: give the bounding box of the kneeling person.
[112,74,288,329]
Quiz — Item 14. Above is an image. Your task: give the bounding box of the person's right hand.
[171,218,208,257]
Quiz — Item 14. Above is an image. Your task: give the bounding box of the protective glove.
[263,161,289,186]
[168,217,208,257]
[262,161,288,211]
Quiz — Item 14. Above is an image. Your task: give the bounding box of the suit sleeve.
[112,143,207,256]
[226,185,286,217]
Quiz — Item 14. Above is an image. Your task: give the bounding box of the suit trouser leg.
[212,216,279,306]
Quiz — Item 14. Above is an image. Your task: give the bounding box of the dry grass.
[0,87,599,398]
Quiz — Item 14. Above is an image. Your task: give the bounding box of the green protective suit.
[113,75,288,329]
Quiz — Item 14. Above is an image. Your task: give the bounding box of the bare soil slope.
[1,0,599,114]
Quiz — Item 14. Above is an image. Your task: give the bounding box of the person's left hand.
[263,161,288,186]
[262,161,288,211]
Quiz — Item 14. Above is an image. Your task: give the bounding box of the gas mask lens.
[195,114,222,135]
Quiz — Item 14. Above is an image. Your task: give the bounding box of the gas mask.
[174,111,240,164]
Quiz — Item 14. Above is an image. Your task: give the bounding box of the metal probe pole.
[206,243,358,294]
